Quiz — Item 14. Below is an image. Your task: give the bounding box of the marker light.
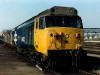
[65,34,69,38]
[76,33,81,39]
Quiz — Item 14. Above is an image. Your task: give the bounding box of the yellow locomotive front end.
[34,6,87,70]
[35,16,84,55]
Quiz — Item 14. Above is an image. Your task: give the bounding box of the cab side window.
[36,18,38,29]
[39,17,45,29]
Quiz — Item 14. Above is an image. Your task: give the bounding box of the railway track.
[83,42,100,75]
[79,70,96,75]
[87,50,100,55]
[84,41,100,55]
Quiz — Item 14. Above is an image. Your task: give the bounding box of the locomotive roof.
[15,6,78,29]
[36,6,77,17]
[15,17,34,29]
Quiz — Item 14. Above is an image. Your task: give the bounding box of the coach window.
[36,18,38,29]
[39,17,45,29]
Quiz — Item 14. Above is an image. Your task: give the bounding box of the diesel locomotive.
[3,6,87,70]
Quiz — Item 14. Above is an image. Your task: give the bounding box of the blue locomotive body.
[13,18,34,49]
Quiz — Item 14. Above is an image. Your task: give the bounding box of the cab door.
[38,17,47,54]
[34,18,39,49]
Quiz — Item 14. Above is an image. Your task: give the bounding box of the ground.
[0,43,97,75]
[0,44,47,75]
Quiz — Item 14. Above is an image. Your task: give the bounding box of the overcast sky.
[0,0,100,32]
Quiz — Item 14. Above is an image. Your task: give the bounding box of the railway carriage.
[3,6,87,71]
[2,30,12,46]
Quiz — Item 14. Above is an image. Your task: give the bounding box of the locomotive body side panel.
[13,19,34,49]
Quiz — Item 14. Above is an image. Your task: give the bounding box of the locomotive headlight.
[65,34,69,38]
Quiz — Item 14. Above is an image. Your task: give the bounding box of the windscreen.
[45,16,83,28]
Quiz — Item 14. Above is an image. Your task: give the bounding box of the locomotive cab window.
[45,16,83,28]
[39,17,45,29]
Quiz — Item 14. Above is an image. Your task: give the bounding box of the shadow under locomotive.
[79,56,100,72]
